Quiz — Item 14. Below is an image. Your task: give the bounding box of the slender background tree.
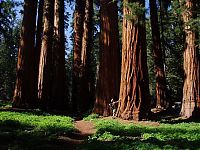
[80,0,94,112]
[72,0,85,113]
[51,0,67,110]
[38,0,55,109]
[35,0,44,103]
[149,0,168,109]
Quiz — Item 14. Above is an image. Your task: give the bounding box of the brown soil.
[57,120,96,150]
[75,120,96,135]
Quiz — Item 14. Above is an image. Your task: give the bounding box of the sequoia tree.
[34,0,44,104]
[116,0,150,120]
[80,0,94,112]
[180,0,199,118]
[93,0,120,116]
[12,0,38,108]
[35,0,44,72]
[72,0,85,112]
[38,0,54,109]
[51,0,67,110]
[150,0,168,109]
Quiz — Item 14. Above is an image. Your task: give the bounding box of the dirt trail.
[75,120,96,135]
[57,120,96,149]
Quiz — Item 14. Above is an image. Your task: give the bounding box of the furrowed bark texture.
[72,0,85,113]
[35,0,44,66]
[80,0,94,112]
[116,0,150,120]
[94,0,121,116]
[150,0,168,108]
[51,0,67,110]
[180,0,199,118]
[38,0,54,109]
[13,0,38,108]
[35,0,44,105]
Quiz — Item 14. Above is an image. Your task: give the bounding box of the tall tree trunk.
[80,0,94,112]
[12,0,38,108]
[35,0,44,63]
[35,0,44,105]
[158,0,166,66]
[38,0,54,109]
[180,0,199,118]
[72,0,85,113]
[198,53,200,116]
[51,0,67,110]
[116,0,150,120]
[93,0,121,116]
[195,0,200,117]
[150,0,167,109]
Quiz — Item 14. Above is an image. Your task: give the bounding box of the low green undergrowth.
[0,110,74,149]
[79,114,200,150]
[0,111,74,134]
[83,113,100,121]
[0,100,12,108]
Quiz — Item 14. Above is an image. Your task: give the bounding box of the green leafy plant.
[83,113,100,121]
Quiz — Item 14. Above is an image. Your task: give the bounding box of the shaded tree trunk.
[158,0,166,65]
[180,0,199,118]
[72,0,85,113]
[51,0,67,110]
[198,53,200,115]
[12,0,38,108]
[80,0,94,112]
[35,0,44,62]
[116,0,150,120]
[93,0,121,116]
[38,0,54,109]
[150,0,167,109]
[35,0,44,105]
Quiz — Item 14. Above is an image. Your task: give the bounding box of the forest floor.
[57,120,96,150]
[62,117,160,149]
[1,100,200,149]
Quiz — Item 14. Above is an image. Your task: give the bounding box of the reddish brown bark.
[93,0,121,116]
[180,0,199,118]
[198,54,200,115]
[80,0,94,112]
[35,0,44,105]
[12,0,38,108]
[116,0,150,120]
[51,0,67,110]
[35,0,44,60]
[38,0,54,109]
[198,55,200,115]
[35,0,44,69]
[150,0,167,109]
[72,0,85,112]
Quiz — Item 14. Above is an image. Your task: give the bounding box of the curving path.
[58,120,96,149]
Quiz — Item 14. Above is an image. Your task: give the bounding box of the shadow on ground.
[1,100,200,150]
[0,118,94,150]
